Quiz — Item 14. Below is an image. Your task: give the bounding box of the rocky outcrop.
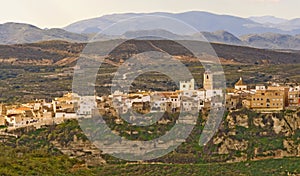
[211,109,300,162]
[51,135,106,166]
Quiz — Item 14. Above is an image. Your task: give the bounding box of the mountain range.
[63,11,300,36]
[1,11,300,50]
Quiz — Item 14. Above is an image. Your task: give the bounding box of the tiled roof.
[235,77,246,86]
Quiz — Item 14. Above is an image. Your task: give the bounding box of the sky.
[0,0,299,28]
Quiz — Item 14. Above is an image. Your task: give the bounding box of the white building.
[77,96,97,118]
[179,79,195,91]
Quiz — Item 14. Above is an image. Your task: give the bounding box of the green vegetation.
[0,145,82,176]
[0,152,299,176]
[0,109,300,175]
[90,158,300,176]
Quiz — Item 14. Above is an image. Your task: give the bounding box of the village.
[0,70,300,130]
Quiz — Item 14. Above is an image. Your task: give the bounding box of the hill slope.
[0,40,300,65]
[0,23,89,44]
[241,33,300,50]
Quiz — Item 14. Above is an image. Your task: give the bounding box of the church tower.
[0,104,6,126]
[203,70,213,90]
[0,104,6,116]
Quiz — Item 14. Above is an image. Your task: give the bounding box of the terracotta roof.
[235,77,246,86]
[16,107,31,111]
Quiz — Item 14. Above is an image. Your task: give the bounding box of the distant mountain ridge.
[241,33,300,49]
[1,11,300,50]
[2,23,300,50]
[63,11,300,36]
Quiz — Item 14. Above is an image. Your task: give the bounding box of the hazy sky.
[0,0,299,28]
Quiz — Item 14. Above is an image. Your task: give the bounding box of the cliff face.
[210,109,300,163]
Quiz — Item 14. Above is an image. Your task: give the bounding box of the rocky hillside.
[0,40,85,66]
[210,109,300,162]
[2,109,300,166]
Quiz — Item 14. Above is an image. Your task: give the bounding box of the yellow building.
[251,89,285,110]
[0,104,6,116]
[288,89,300,107]
[225,94,240,110]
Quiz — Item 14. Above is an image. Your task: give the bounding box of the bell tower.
[0,104,6,116]
[203,70,213,90]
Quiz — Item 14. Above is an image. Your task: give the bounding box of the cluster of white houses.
[99,71,223,115]
[1,71,300,128]
[0,71,220,127]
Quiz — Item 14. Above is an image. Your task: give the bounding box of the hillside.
[241,33,300,50]
[0,23,89,44]
[2,109,300,175]
[1,40,300,66]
